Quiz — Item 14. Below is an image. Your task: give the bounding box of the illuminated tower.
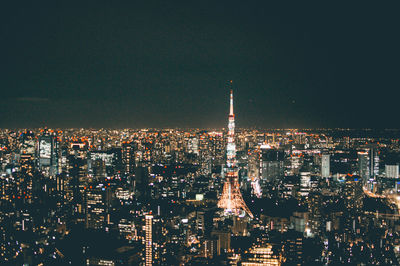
[145,214,153,266]
[218,87,253,218]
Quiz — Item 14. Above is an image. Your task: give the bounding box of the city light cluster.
[1,93,400,265]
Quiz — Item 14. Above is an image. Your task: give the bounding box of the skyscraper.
[188,137,199,155]
[344,175,363,212]
[370,147,379,177]
[38,131,58,176]
[85,187,106,229]
[38,134,52,167]
[122,141,134,175]
[358,151,369,180]
[385,164,399,178]
[260,148,284,181]
[218,87,253,218]
[321,154,330,178]
[145,214,153,266]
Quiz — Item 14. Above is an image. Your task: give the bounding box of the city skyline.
[3,2,400,265]
[1,2,400,128]
[1,95,400,264]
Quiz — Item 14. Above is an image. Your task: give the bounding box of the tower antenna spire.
[229,80,234,116]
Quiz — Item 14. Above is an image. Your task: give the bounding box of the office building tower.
[122,142,134,175]
[321,154,330,178]
[259,148,284,181]
[20,130,35,155]
[211,230,231,254]
[88,150,118,178]
[69,156,84,207]
[358,151,370,180]
[201,237,218,258]
[38,132,58,176]
[299,171,311,197]
[370,147,379,177]
[56,173,65,197]
[196,211,205,235]
[17,154,35,202]
[385,164,399,178]
[283,231,304,265]
[85,187,106,229]
[38,134,52,167]
[344,175,363,212]
[188,137,199,155]
[134,165,150,199]
[145,214,153,266]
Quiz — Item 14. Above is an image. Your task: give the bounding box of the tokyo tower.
[217,85,253,219]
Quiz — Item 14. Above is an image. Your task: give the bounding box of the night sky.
[1,2,399,129]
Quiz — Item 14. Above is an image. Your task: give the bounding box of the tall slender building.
[370,147,379,177]
[358,151,370,182]
[145,214,153,266]
[218,87,253,218]
[321,154,330,178]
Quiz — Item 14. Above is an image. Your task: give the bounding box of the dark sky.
[1,1,399,129]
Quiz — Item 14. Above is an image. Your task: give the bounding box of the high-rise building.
[17,154,35,202]
[196,211,205,235]
[145,214,153,266]
[211,230,231,254]
[385,164,399,178]
[134,165,150,199]
[88,150,119,178]
[20,130,35,155]
[321,154,330,178]
[188,137,199,155]
[38,135,52,167]
[307,192,322,234]
[259,148,284,181]
[38,132,58,176]
[201,154,212,176]
[358,151,369,180]
[69,156,84,208]
[218,87,253,218]
[283,231,303,265]
[122,142,134,175]
[344,174,363,212]
[201,237,218,258]
[299,171,311,197]
[85,187,106,229]
[55,173,65,197]
[370,147,379,177]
